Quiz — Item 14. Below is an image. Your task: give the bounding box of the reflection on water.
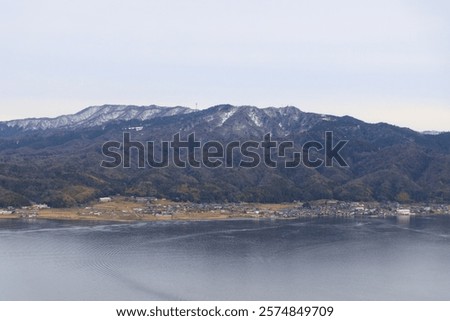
[396,215,411,225]
[0,216,450,300]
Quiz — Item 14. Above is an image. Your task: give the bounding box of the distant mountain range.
[0,105,193,131]
[0,104,449,207]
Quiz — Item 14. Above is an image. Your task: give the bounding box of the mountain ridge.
[1,104,446,134]
[0,104,194,131]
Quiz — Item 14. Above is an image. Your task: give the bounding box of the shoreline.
[1,211,448,224]
[1,198,449,223]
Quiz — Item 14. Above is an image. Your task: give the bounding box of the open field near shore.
[0,198,293,222]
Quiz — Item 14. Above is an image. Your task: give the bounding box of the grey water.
[1,216,450,300]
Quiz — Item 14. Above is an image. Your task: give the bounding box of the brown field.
[0,198,283,222]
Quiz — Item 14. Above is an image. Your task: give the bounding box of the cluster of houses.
[93,197,450,219]
[1,198,449,220]
[143,201,277,217]
[274,201,450,218]
[0,204,48,218]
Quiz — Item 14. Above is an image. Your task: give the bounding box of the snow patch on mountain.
[422,130,442,135]
[3,105,194,131]
[217,107,238,126]
[248,109,263,127]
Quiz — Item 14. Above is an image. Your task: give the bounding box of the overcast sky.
[1,0,449,131]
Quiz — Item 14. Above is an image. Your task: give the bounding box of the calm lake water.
[1,216,450,300]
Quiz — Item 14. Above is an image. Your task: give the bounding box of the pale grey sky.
[1,0,449,131]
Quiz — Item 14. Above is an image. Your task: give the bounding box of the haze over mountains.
[0,104,449,207]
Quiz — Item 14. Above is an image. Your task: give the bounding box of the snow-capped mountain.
[101,104,337,138]
[0,104,337,136]
[183,104,337,137]
[1,105,194,131]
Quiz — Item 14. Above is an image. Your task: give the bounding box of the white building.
[33,204,49,209]
[397,208,411,215]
